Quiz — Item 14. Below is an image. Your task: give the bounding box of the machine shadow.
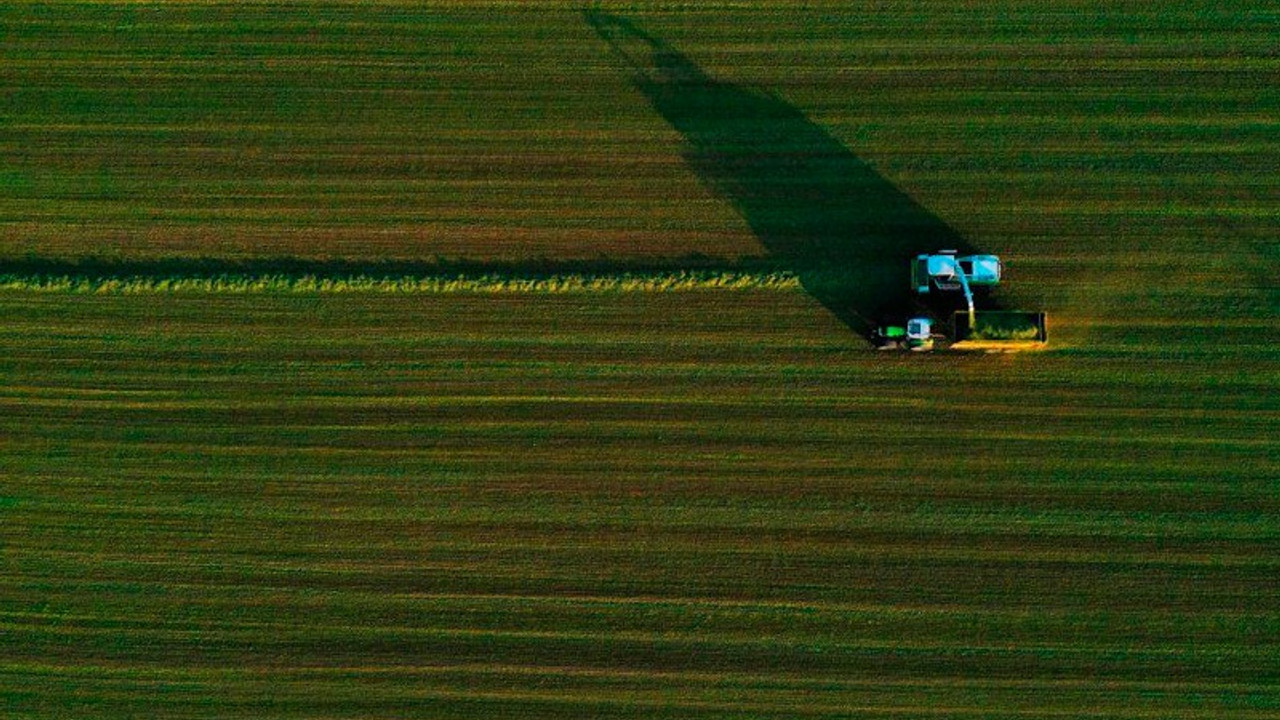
[586,11,992,337]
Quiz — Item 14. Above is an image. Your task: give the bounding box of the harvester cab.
[913,250,1001,293]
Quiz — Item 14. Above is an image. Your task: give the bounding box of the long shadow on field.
[586,11,998,337]
[0,15,1004,342]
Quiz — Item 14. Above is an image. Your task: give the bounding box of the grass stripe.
[0,270,803,294]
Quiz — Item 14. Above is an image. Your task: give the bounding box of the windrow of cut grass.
[0,270,802,294]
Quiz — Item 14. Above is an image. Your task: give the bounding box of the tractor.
[873,316,935,351]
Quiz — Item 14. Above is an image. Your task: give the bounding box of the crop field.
[2,1,1278,718]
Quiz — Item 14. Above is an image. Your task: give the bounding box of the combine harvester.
[877,250,1047,352]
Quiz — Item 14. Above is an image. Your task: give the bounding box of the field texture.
[4,290,1277,718]
[3,1,1279,718]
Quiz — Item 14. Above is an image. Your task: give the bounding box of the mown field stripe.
[6,660,1277,696]
[0,270,803,294]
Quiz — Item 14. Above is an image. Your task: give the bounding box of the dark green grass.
[2,291,1277,718]
[2,0,1275,335]
[2,2,1276,302]
[2,1,1278,717]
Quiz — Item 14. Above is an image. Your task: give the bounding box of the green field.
[4,290,1277,717]
[2,1,1278,717]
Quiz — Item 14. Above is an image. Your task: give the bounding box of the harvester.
[912,250,999,330]
[910,250,1047,349]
